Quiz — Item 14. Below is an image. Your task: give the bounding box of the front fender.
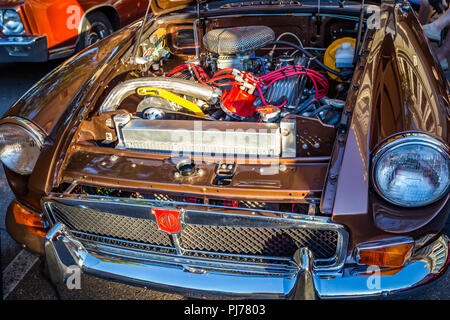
[331,2,449,253]
[1,21,139,201]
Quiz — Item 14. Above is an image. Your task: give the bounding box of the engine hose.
[310,104,334,117]
[269,41,353,80]
[249,56,267,74]
[99,77,222,115]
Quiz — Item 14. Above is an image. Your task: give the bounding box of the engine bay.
[77,13,363,159]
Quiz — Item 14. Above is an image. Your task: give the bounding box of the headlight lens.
[372,134,450,207]
[0,123,43,175]
[2,9,25,35]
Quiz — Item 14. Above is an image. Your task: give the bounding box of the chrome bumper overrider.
[44,223,449,299]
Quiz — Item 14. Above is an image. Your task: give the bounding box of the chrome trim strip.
[81,238,299,275]
[372,132,450,168]
[75,229,309,267]
[45,193,331,222]
[0,116,46,148]
[48,46,75,60]
[0,35,46,46]
[77,4,117,35]
[42,194,348,272]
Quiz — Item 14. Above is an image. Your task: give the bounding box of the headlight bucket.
[371,133,450,207]
[0,117,45,175]
[2,9,25,35]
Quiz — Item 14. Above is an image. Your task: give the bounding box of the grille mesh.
[49,202,172,247]
[47,201,339,263]
[181,225,338,260]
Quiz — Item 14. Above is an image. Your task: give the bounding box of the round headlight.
[0,121,44,175]
[2,9,25,35]
[372,134,449,207]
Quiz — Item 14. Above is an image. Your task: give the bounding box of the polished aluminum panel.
[117,118,286,157]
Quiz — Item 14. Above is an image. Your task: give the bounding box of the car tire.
[76,11,114,52]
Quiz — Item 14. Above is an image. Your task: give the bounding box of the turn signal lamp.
[355,238,414,268]
[26,227,48,237]
[12,201,47,236]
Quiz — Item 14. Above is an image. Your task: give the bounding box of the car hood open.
[150,0,378,15]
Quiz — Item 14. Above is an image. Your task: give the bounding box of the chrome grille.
[48,202,172,247]
[44,197,344,268]
[72,232,176,254]
[181,225,338,260]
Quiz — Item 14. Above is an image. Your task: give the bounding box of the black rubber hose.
[311,104,334,117]
[269,40,353,80]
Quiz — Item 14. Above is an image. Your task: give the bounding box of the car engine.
[93,24,355,158]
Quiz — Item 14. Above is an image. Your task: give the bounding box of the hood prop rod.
[353,0,365,66]
[130,0,152,65]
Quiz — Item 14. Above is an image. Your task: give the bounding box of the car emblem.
[152,208,181,234]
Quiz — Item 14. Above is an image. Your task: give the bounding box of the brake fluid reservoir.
[335,42,355,68]
[323,37,356,81]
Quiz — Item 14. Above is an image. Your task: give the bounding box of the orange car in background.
[0,0,149,62]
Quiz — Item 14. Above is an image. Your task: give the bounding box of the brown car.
[0,0,449,299]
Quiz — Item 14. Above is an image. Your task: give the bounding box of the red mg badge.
[153,208,181,234]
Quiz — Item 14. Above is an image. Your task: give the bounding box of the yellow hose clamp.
[137,87,205,117]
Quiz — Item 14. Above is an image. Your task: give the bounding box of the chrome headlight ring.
[0,117,45,175]
[371,133,450,208]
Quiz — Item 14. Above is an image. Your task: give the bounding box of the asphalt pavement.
[0,61,448,300]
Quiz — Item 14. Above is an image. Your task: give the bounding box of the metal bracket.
[213,162,237,186]
[280,119,297,158]
[113,113,132,149]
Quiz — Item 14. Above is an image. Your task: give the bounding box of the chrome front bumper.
[0,35,48,62]
[44,223,449,299]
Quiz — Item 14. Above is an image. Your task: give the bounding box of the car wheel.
[76,11,114,52]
